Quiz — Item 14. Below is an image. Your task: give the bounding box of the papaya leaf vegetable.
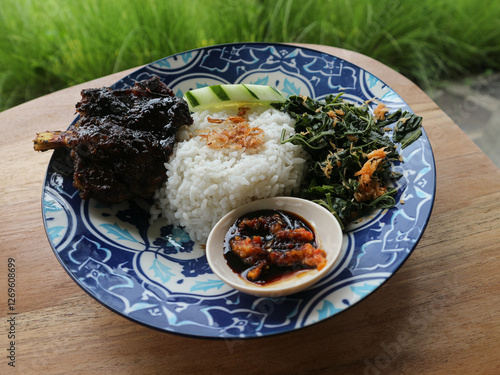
[278,94,423,229]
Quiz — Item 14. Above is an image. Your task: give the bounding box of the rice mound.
[151,106,308,243]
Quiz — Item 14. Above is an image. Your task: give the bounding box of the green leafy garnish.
[278,94,422,228]
[393,113,423,149]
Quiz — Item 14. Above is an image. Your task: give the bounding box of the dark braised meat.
[75,76,192,139]
[68,120,173,203]
[33,75,193,203]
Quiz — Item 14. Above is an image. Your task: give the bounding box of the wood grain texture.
[1,44,499,375]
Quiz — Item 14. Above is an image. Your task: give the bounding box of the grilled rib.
[33,76,193,203]
[33,131,73,151]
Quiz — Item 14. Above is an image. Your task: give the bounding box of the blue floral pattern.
[41,43,435,338]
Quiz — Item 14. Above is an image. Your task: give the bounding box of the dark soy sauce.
[223,209,318,285]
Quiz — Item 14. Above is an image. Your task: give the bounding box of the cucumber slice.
[183,84,286,112]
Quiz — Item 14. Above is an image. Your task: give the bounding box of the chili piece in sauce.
[224,210,327,284]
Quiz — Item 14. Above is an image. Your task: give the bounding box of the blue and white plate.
[42,43,435,338]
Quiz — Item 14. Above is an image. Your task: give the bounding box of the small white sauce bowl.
[206,197,343,297]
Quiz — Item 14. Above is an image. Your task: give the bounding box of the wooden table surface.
[1,44,499,374]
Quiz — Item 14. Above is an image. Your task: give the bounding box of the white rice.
[150,106,308,243]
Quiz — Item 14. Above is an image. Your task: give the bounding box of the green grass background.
[1,0,499,111]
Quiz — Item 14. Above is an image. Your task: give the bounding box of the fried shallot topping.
[373,102,390,120]
[196,111,264,149]
[354,147,389,202]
